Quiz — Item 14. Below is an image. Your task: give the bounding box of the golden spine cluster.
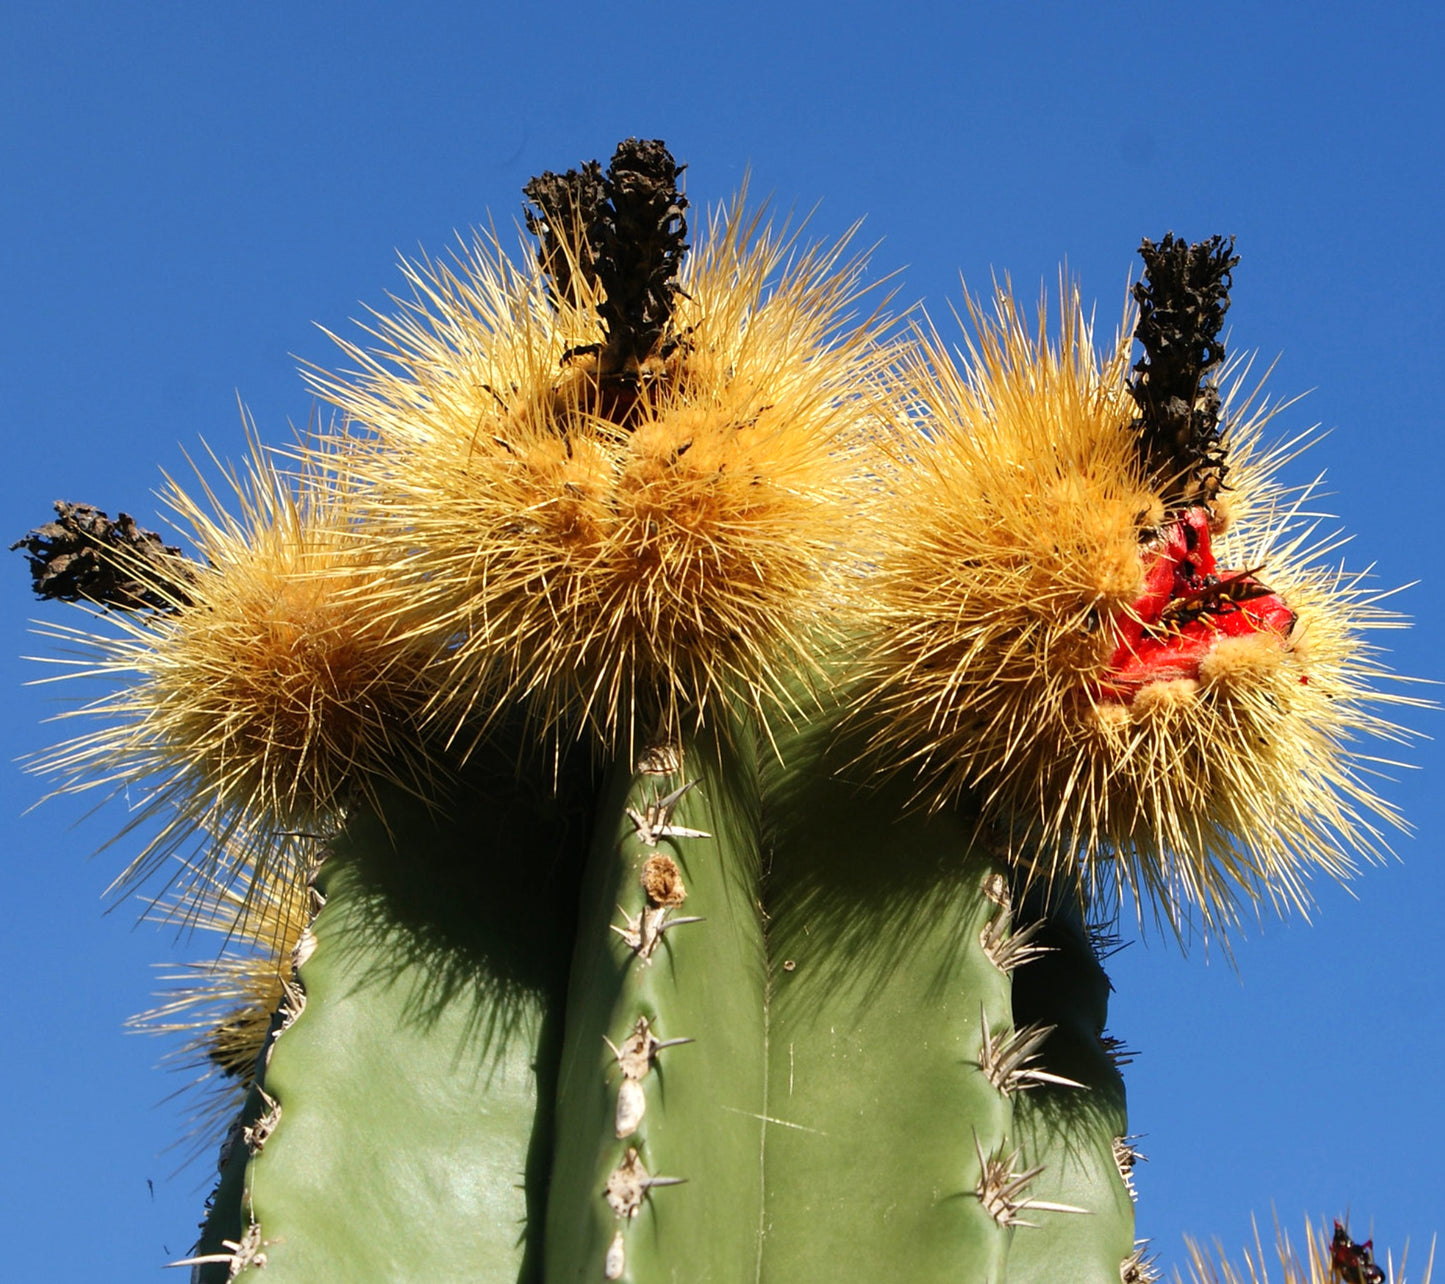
[307,201,890,754]
[27,180,1417,974]
[1181,1218,1434,1284]
[29,436,442,910]
[858,283,1416,937]
[128,847,315,1155]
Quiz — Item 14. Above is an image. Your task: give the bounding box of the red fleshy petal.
[1100,507,1295,701]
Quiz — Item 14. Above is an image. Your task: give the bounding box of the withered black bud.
[523,160,607,311]
[11,501,195,610]
[593,138,689,370]
[523,138,688,377]
[1128,233,1240,515]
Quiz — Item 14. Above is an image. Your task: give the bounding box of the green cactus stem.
[543,721,770,1282]
[183,661,1141,1283]
[1003,890,1138,1284]
[540,688,1122,1281]
[191,740,593,1283]
[756,702,1080,1280]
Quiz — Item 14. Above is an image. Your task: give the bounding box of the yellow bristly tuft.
[1180,1217,1434,1284]
[859,281,1417,938]
[29,437,443,909]
[312,201,888,752]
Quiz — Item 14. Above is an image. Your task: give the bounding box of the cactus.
[17,139,1423,1280]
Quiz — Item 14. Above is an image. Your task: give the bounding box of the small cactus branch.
[11,500,195,609]
[1128,232,1240,513]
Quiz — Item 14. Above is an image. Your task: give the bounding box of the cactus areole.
[15,140,1419,1282]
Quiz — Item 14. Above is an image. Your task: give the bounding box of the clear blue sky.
[4,3,1441,1277]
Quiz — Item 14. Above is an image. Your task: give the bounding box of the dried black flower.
[11,501,194,610]
[592,138,689,372]
[1128,233,1240,515]
[523,138,688,379]
[523,160,607,313]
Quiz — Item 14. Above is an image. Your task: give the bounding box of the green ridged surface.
[190,712,1135,1284]
[193,1077,270,1284]
[757,714,1017,1282]
[222,750,589,1283]
[1004,893,1136,1284]
[543,727,770,1283]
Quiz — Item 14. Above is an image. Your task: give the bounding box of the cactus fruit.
[17,139,1425,1280]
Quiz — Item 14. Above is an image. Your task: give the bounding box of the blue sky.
[4,3,1442,1277]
